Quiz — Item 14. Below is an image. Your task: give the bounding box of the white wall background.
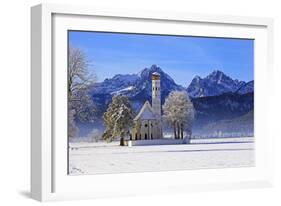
[0,0,280,205]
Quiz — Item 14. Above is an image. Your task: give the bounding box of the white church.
[132,72,163,140]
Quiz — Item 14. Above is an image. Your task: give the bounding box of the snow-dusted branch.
[163,91,195,139]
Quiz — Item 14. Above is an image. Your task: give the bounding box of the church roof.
[134,101,157,121]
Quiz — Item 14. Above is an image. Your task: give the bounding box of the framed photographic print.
[31,3,274,201]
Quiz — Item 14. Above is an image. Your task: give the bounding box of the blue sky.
[69,31,254,86]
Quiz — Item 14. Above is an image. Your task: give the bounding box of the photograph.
[67,31,254,175]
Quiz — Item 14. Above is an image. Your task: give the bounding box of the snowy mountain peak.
[110,74,139,82]
[194,75,201,80]
[151,64,159,69]
[140,65,163,77]
[187,70,251,98]
[92,73,140,94]
[206,70,230,82]
[209,69,224,76]
[134,65,184,97]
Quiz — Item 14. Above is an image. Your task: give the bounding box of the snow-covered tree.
[68,46,96,138]
[68,109,79,140]
[102,95,135,145]
[68,46,96,97]
[163,91,194,139]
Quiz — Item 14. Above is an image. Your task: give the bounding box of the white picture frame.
[31,3,274,202]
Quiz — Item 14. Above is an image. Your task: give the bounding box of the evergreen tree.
[102,95,135,145]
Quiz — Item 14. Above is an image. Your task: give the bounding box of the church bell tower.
[152,72,161,117]
[151,71,162,138]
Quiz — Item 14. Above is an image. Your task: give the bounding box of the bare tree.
[68,46,96,96]
[68,46,96,138]
[163,91,194,139]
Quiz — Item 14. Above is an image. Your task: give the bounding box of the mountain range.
[187,70,253,97]
[88,65,254,136]
[91,65,253,99]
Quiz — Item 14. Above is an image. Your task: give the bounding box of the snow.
[69,142,254,175]
[217,72,223,84]
[92,74,139,94]
[191,137,253,144]
[110,86,135,95]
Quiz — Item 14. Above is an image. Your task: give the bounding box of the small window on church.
[145,124,148,127]
[151,134,153,139]
[145,134,147,139]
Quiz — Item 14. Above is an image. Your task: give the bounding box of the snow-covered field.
[69,142,254,175]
